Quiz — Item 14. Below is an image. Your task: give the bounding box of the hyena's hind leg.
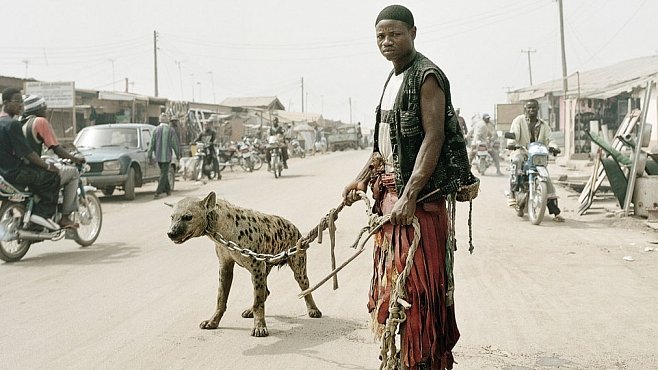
[289,252,322,318]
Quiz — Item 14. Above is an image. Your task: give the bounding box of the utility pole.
[108,58,116,90]
[301,77,304,112]
[208,71,216,103]
[557,0,569,95]
[349,97,353,124]
[125,78,129,92]
[21,60,29,78]
[153,30,159,97]
[190,73,195,102]
[521,48,536,86]
[175,60,183,100]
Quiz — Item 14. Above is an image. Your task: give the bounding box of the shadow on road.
[3,241,141,266]
[241,315,374,369]
[98,186,203,204]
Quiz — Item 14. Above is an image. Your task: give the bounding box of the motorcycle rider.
[195,121,219,180]
[0,88,61,230]
[469,113,502,175]
[20,94,86,228]
[507,99,564,222]
[266,117,288,170]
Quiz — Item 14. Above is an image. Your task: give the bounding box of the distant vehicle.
[74,123,176,200]
[327,125,361,151]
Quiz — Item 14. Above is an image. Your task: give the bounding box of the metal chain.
[206,191,374,265]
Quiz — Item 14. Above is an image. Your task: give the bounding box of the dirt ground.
[0,151,656,370]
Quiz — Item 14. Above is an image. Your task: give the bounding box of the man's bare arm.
[390,74,445,224]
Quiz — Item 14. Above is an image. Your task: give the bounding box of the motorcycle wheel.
[272,156,280,178]
[240,158,252,172]
[252,155,263,171]
[194,158,204,181]
[73,193,103,247]
[528,179,548,225]
[477,160,487,175]
[0,202,32,262]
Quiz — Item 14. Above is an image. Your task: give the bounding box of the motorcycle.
[290,139,306,158]
[237,138,263,171]
[0,160,103,262]
[193,142,220,181]
[472,140,494,175]
[268,135,284,178]
[505,132,558,225]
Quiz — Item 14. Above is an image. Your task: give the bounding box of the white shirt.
[378,72,405,173]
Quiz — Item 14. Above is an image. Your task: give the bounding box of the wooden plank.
[577,110,639,204]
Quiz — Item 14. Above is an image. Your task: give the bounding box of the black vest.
[374,53,468,202]
[22,115,44,155]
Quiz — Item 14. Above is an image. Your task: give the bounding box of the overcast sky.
[2,0,656,128]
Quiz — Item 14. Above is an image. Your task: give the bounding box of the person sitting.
[508,99,564,222]
[265,118,288,169]
[21,94,85,228]
[195,121,219,180]
[0,88,61,230]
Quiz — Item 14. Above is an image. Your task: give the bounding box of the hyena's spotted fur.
[167,192,321,337]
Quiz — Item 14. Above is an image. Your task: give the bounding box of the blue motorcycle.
[505,133,558,225]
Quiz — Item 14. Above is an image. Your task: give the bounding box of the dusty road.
[1,150,656,369]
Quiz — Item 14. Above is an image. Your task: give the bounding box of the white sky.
[2,0,656,128]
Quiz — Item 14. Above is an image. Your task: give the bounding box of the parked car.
[73,123,176,200]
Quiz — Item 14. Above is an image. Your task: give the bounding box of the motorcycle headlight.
[103,160,121,174]
[532,155,548,166]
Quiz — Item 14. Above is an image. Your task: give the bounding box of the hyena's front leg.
[200,260,235,329]
[248,262,269,337]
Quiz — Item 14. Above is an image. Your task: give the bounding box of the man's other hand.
[342,180,367,206]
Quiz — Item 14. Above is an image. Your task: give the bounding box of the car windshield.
[75,127,139,149]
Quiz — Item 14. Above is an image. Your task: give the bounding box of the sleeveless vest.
[374,52,473,203]
[22,115,44,155]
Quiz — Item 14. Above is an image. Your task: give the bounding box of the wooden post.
[623,81,653,216]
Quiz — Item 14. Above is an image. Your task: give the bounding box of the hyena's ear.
[202,192,217,210]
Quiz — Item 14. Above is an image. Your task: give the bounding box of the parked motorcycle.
[237,139,263,171]
[290,139,306,158]
[505,132,558,225]
[0,160,103,262]
[268,135,284,178]
[193,142,220,181]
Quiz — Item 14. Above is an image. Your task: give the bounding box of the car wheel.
[124,167,136,200]
[102,186,115,196]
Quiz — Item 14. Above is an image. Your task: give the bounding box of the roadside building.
[507,54,658,159]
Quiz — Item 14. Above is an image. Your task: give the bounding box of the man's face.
[3,93,24,117]
[525,102,538,119]
[375,20,415,62]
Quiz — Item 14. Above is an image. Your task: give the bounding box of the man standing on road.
[148,114,180,199]
[0,88,61,230]
[508,99,564,222]
[342,5,459,369]
[21,94,86,228]
[456,108,467,136]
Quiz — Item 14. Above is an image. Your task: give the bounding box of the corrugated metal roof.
[220,96,284,110]
[509,54,658,100]
[273,110,323,123]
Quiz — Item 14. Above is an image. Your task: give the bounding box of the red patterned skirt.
[369,174,459,369]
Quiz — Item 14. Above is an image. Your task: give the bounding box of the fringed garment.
[368,173,459,370]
